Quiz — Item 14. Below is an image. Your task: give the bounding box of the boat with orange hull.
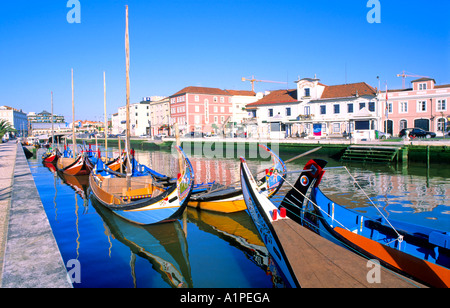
[281,158,450,288]
[56,153,94,176]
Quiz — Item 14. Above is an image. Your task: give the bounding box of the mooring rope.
[341,166,403,242]
[278,166,404,243]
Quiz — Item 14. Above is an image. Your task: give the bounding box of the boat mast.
[125,5,132,184]
[71,68,77,156]
[103,71,108,160]
[51,91,54,150]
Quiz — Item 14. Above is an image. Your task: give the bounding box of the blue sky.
[1,0,449,121]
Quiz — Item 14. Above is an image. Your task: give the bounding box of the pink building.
[169,86,233,135]
[382,78,449,136]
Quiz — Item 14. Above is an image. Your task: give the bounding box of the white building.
[115,97,167,137]
[246,77,379,139]
[0,105,28,137]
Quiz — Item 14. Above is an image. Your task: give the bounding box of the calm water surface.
[29,145,450,288]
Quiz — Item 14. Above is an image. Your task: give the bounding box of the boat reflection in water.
[91,196,193,288]
[186,208,286,288]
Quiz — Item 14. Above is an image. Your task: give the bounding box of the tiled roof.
[246,89,297,108]
[320,82,376,99]
[225,90,256,96]
[171,86,230,96]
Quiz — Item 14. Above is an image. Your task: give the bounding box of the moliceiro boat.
[281,158,450,288]
[42,148,61,164]
[240,157,423,288]
[89,146,194,225]
[188,144,286,213]
[56,151,94,176]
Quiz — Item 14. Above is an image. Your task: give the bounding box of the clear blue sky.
[1,0,449,121]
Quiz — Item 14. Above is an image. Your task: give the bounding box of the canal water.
[29,144,450,288]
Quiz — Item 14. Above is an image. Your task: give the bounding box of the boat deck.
[272,218,425,288]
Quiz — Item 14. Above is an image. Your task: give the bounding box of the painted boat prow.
[240,157,299,288]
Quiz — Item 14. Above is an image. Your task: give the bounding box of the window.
[286,107,291,116]
[333,104,340,114]
[399,102,408,113]
[194,115,200,124]
[333,123,340,133]
[320,105,326,115]
[213,96,218,102]
[268,109,273,117]
[437,118,446,132]
[304,88,310,97]
[221,116,225,123]
[417,100,426,112]
[419,83,427,90]
[195,106,200,112]
[304,106,310,115]
[214,116,218,123]
[220,97,224,103]
[437,99,447,111]
[214,106,218,112]
[195,95,199,102]
[368,102,375,112]
[220,106,224,112]
[399,119,407,130]
[359,102,365,110]
[387,103,393,114]
[347,103,353,113]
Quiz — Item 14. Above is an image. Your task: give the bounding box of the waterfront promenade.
[0,141,71,288]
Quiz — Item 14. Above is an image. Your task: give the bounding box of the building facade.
[169,86,233,135]
[0,105,29,137]
[382,78,449,136]
[149,97,170,136]
[246,78,379,139]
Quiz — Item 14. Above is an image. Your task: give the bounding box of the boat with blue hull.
[89,146,194,225]
[240,157,423,288]
[281,158,450,288]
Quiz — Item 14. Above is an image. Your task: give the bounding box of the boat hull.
[57,154,93,176]
[89,146,194,225]
[240,158,299,288]
[312,186,450,288]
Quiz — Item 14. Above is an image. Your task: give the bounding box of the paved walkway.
[0,141,71,288]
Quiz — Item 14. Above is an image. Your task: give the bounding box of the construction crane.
[241,75,288,92]
[397,71,430,89]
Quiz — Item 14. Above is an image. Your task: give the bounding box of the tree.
[0,119,16,140]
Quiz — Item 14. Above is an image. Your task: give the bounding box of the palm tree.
[0,119,16,141]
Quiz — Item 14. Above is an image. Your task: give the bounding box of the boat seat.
[101,176,154,195]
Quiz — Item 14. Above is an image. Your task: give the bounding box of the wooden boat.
[87,149,127,173]
[188,144,286,213]
[56,152,94,176]
[281,158,450,288]
[42,148,61,163]
[240,157,424,288]
[89,145,194,225]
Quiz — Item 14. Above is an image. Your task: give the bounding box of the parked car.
[399,128,436,139]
